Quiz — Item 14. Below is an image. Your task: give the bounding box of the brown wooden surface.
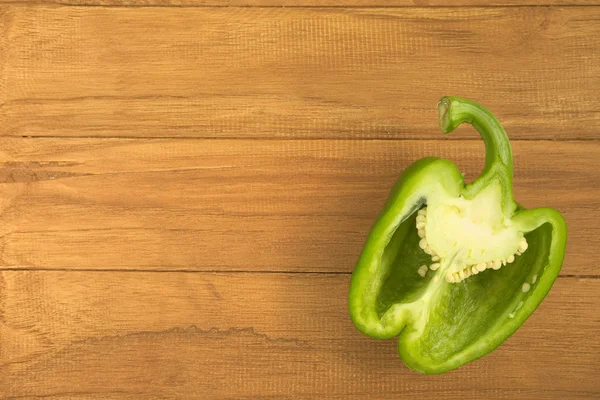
[1,6,600,140]
[0,2,599,399]
[2,0,600,6]
[2,272,599,399]
[0,138,596,275]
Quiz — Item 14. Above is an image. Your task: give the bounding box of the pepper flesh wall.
[348,96,567,374]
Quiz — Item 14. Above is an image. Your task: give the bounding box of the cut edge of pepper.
[397,207,566,374]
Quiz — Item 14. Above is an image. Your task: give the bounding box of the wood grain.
[0,138,595,275]
[0,0,598,397]
[1,6,599,139]
[2,0,599,7]
[1,271,599,399]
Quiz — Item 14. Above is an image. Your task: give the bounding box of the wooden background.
[0,1,599,399]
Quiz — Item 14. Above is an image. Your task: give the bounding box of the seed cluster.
[415,206,529,283]
[415,207,443,279]
[416,208,440,258]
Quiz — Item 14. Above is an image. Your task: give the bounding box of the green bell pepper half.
[348,96,567,374]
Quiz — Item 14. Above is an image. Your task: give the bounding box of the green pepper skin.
[348,97,567,374]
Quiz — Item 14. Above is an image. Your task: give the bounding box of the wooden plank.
[1,6,599,139]
[2,0,599,7]
[1,271,598,398]
[0,138,595,275]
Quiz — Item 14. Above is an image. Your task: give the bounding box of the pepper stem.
[437,96,515,211]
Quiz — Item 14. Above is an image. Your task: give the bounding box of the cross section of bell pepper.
[348,96,567,374]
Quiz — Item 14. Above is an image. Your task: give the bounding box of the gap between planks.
[9,136,600,142]
[2,2,600,8]
[0,268,596,279]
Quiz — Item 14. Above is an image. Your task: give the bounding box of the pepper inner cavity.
[415,186,528,283]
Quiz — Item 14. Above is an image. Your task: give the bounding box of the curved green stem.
[437,96,515,211]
